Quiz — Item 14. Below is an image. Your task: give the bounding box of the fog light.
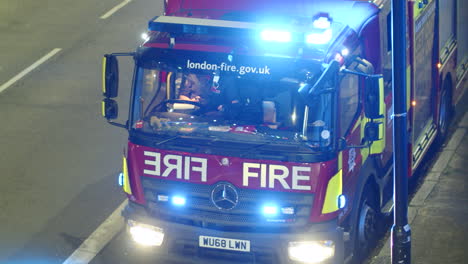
[338,194,346,209]
[118,172,124,186]
[288,240,335,263]
[128,220,164,246]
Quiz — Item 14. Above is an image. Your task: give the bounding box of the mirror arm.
[107,120,127,129]
[341,68,381,79]
[346,142,371,149]
[110,52,136,57]
[308,88,335,97]
[337,137,371,151]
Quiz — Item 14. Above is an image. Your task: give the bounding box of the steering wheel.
[164,99,203,108]
[146,99,206,117]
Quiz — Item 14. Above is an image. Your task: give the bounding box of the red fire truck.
[101,0,466,263]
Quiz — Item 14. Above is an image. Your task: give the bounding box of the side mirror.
[364,76,384,119]
[364,122,383,141]
[338,120,384,151]
[102,98,118,120]
[298,60,339,101]
[102,55,119,98]
[337,137,348,151]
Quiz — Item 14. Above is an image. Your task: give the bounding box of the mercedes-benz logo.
[211,182,239,210]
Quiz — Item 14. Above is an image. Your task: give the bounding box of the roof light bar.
[260,29,292,43]
[313,17,331,29]
[148,15,335,46]
[305,29,333,45]
[148,16,256,36]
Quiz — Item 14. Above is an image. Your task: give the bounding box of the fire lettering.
[144,151,160,175]
[243,163,312,190]
[162,154,182,178]
[269,165,290,189]
[292,166,312,190]
[143,151,207,182]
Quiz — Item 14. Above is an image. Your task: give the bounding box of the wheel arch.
[345,155,382,259]
[441,72,454,113]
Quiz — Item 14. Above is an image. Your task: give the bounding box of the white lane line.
[100,0,132,19]
[63,200,127,264]
[0,48,62,94]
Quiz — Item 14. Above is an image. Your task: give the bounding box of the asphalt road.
[1,1,466,264]
[0,0,163,263]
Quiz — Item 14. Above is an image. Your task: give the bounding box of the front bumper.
[122,201,344,264]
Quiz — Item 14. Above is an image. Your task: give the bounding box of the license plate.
[199,235,250,252]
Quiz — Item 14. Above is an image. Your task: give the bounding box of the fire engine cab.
[101,0,467,263]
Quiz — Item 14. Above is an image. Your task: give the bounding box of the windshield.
[130,56,334,150]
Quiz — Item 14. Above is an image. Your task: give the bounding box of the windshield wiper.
[238,142,272,158]
[155,135,180,146]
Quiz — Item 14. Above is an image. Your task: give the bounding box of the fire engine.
[101,0,467,263]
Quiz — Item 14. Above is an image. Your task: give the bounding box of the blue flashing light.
[260,29,292,43]
[171,196,186,206]
[338,195,346,209]
[262,205,279,215]
[341,48,350,56]
[313,17,331,29]
[118,172,124,187]
[305,29,332,45]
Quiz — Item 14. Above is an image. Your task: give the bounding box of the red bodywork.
[126,142,340,222]
[110,0,466,262]
[131,0,380,225]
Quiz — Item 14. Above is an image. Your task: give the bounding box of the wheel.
[435,86,452,146]
[353,184,380,263]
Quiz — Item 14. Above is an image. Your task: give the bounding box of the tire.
[435,85,452,146]
[352,184,380,263]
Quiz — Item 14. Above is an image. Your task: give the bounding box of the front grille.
[142,177,314,230]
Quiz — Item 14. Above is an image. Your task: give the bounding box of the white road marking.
[62,200,127,264]
[0,48,62,94]
[100,0,132,19]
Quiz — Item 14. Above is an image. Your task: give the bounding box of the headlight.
[288,240,335,263]
[128,220,164,246]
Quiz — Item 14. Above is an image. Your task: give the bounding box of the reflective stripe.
[407,66,411,111]
[361,147,369,164]
[102,57,107,94]
[378,77,385,117]
[370,77,386,154]
[321,170,342,214]
[352,116,362,133]
[413,0,434,20]
[101,101,105,117]
[122,156,132,194]
[166,72,173,99]
[338,152,343,171]
[370,122,385,154]
[360,116,369,146]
